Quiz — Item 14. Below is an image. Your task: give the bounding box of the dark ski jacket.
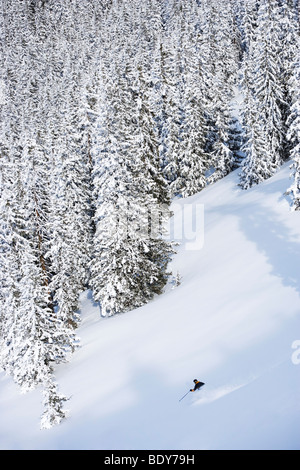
[190,380,205,392]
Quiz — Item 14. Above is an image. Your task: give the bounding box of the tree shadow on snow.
[241,207,300,295]
[208,192,300,297]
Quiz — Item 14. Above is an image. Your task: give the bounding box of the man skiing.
[190,379,205,392]
[179,379,205,401]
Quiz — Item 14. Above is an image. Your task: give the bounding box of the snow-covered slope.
[1,163,300,450]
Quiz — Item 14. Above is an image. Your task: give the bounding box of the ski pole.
[179,390,190,402]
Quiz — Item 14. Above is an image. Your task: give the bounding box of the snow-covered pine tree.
[46,148,84,332]
[286,36,300,211]
[131,61,171,206]
[41,376,68,430]
[161,0,210,197]
[9,135,76,392]
[42,17,93,331]
[203,0,240,184]
[128,49,174,291]
[239,0,286,189]
[12,233,56,391]
[278,0,299,162]
[156,27,184,191]
[89,28,173,316]
[0,140,65,400]
[13,176,70,422]
[174,1,210,197]
[0,153,23,377]
[89,89,156,315]
[239,93,272,189]
[240,0,259,53]
[145,0,185,191]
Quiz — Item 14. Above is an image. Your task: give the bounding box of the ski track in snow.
[192,379,254,406]
[193,359,287,406]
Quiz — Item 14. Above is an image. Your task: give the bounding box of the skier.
[190,379,205,392]
[179,379,205,401]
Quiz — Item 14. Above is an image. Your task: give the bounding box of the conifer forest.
[0,0,299,430]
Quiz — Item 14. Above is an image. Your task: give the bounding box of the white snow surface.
[1,162,300,450]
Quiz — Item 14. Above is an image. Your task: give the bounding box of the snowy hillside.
[1,162,300,450]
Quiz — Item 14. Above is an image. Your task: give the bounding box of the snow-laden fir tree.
[45,47,93,331]
[9,137,77,393]
[0,139,71,421]
[160,0,210,197]
[89,47,173,316]
[239,0,286,189]
[279,0,299,161]
[203,0,240,184]
[240,0,259,53]
[173,1,210,197]
[286,37,300,211]
[0,154,23,377]
[41,376,69,430]
[12,234,55,391]
[154,29,183,190]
